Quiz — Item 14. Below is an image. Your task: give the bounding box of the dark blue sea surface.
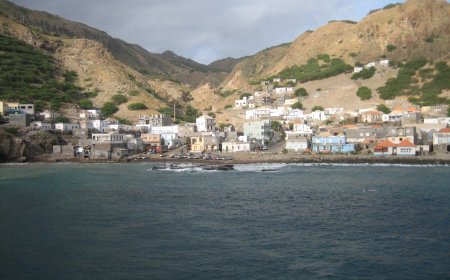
[0,163,449,279]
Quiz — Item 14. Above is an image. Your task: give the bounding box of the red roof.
[396,139,416,147]
[375,139,416,148]
[438,128,450,133]
[375,140,395,148]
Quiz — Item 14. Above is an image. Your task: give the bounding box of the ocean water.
[0,162,449,280]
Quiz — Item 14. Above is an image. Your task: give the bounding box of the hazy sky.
[11,0,404,64]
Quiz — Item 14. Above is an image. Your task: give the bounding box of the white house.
[92,133,125,144]
[151,125,179,134]
[273,78,281,83]
[324,107,344,117]
[80,109,101,119]
[307,110,327,121]
[379,59,389,66]
[38,110,59,120]
[31,121,52,131]
[293,123,313,136]
[365,62,376,68]
[108,124,133,131]
[275,87,294,94]
[424,117,450,124]
[92,119,109,132]
[196,115,216,132]
[353,67,363,73]
[221,140,254,153]
[55,122,80,132]
[285,134,309,152]
[235,96,254,109]
[284,109,305,121]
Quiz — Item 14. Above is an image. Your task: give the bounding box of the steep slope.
[223,0,450,89]
[0,13,177,121]
[0,0,238,87]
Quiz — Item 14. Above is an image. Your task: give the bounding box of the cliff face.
[0,130,26,161]
[223,0,450,89]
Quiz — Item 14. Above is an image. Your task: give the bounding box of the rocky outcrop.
[0,129,26,162]
[0,129,72,162]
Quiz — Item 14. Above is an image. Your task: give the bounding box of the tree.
[294,88,309,97]
[271,120,283,132]
[292,101,303,110]
[128,103,148,110]
[356,87,372,100]
[111,94,128,105]
[386,44,397,52]
[78,99,93,109]
[447,107,450,117]
[101,102,118,116]
[377,104,391,114]
[311,105,324,112]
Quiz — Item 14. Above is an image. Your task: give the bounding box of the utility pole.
[173,101,176,123]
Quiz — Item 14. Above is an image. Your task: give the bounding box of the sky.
[10,0,405,64]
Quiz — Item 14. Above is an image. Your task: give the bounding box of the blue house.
[312,132,356,154]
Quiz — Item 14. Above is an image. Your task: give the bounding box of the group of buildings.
[1,85,450,160]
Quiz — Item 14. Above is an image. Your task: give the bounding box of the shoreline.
[4,152,449,166]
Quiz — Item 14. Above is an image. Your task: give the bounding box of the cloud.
[10,0,404,64]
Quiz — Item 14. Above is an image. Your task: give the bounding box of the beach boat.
[201,164,234,171]
[215,164,234,171]
[261,168,278,172]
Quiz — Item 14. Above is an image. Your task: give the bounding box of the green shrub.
[127,103,147,110]
[224,104,232,109]
[376,104,391,114]
[78,99,93,110]
[311,105,324,112]
[129,90,139,96]
[273,55,352,83]
[111,94,128,105]
[55,116,70,123]
[386,44,397,52]
[292,102,303,110]
[294,88,309,97]
[351,66,376,80]
[356,87,372,100]
[101,102,118,116]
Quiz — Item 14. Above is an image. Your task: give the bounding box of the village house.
[275,87,294,94]
[221,140,254,153]
[0,101,8,116]
[7,102,35,115]
[432,128,450,154]
[92,119,109,132]
[178,124,197,138]
[306,110,327,122]
[284,109,305,121]
[421,105,448,117]
[311,132,356,154]
[55,122,80,132]
[138,113,171,126]
[285,133,309,152]
[38,109,59,121]
[324,108,344,117]
[235,96,255,109]
[31,121,52,131]
[424,117,450,124]
[243,119,273,142]
[360,110,383,123]
[383,126,417,144]
[373,139,417,156]
[190,134,221,153]
[91,133,127,159]
[196,115,216,132]
[141,133,166,153]
[344,125,384,143]
[79,109,101,120]
[8,112,31,127]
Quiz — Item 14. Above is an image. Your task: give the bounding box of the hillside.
[0,13,177,121]
[0,0,239,87]
[222,0,450,89]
